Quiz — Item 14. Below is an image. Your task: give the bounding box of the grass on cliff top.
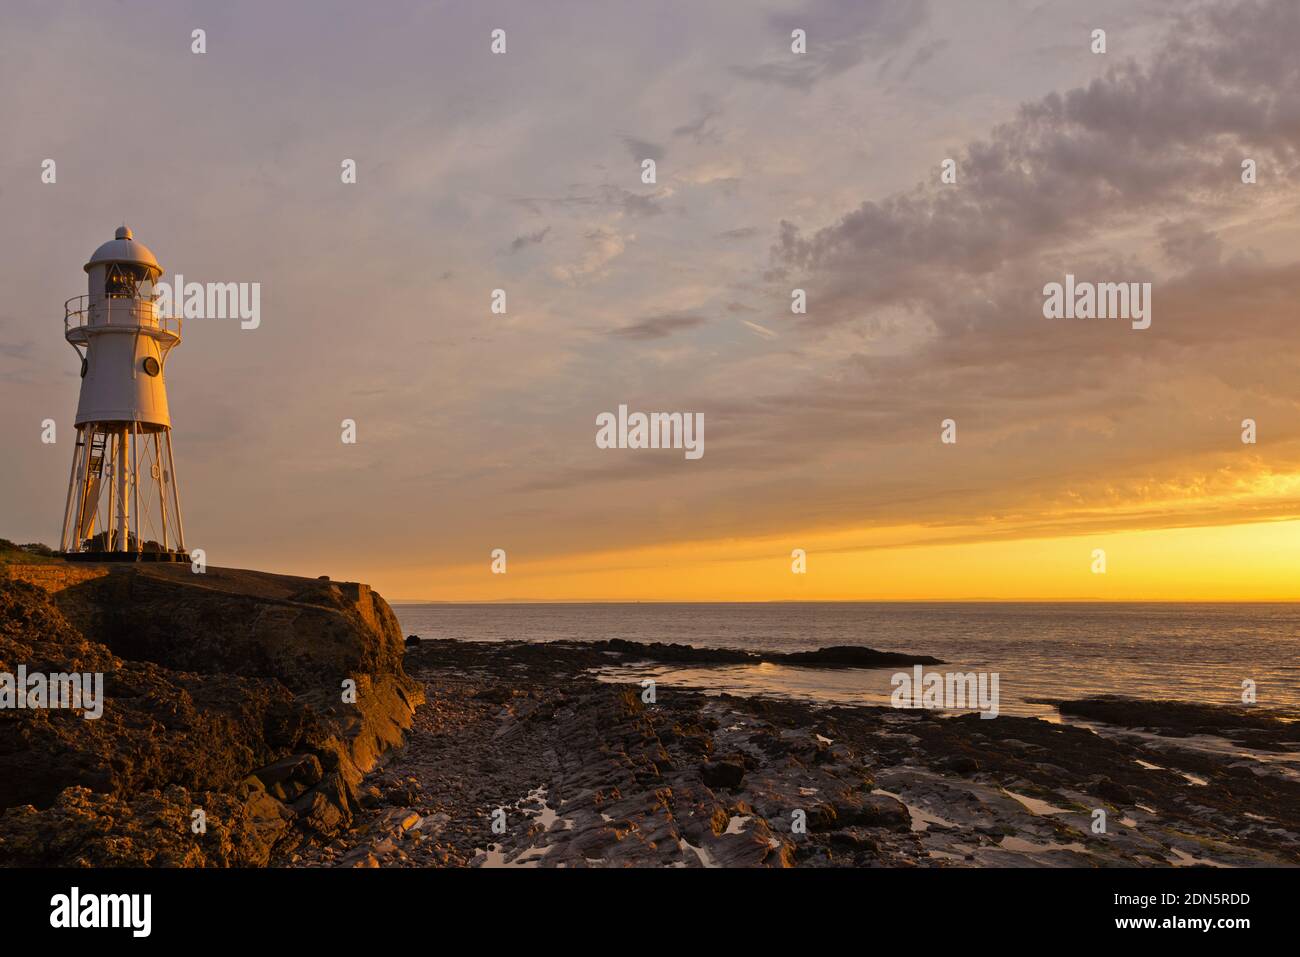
[0,538,63,565]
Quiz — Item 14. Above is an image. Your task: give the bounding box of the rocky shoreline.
[289,637,1300,868]
[2,559,1296,869]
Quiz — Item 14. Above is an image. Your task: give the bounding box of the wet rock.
[823,791,911,831]
[829,827,880,852]
[1094,777,1135,805]
[777,646,943,668]
[701,756,746,790]
[296,634,1300,868]
[473,686,513,705]
[588,638,942,669]
[1052,695,1300,751]
[939,755,980,775]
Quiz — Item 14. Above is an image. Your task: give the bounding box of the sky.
[1,0,1298,601]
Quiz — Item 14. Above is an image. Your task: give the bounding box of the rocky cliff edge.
[0,561,424,866]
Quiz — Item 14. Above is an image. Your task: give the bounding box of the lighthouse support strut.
[166,429,186,552]
[117,429,129,553]
[131,425,139,553]
[158,433,168,551]
[59,429,81,553]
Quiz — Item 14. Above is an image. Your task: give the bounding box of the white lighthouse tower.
[58,226,188,560]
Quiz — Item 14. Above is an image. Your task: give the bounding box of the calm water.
[394,602,1300,718]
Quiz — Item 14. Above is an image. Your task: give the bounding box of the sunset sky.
[2,0,1298,601]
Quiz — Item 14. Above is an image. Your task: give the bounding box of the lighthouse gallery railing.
[64,295,183,341]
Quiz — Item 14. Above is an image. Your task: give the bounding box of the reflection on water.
[396,601,1300,712]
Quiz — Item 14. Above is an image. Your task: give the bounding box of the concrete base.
[61,551,190,563]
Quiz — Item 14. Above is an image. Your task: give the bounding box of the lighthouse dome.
[84,225,162,276]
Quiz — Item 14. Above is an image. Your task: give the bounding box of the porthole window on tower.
[142,356,161,377]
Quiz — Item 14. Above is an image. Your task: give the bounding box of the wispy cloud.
[732,0,929,90]
[609,313,707,340]
[507,226,551,254]
[620,134,664,162]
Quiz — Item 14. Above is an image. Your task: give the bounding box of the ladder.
[76,430,108,544]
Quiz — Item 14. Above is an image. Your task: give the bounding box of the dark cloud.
[507,226,551,254]
[673,105,723,144]
[609,314,707,341]
[896,36,948,82]
[772,0,1300,331]
[512,186,664,217]
[602,186,664,217]
[621,135,664,162]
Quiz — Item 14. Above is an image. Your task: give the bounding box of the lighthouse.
[58,227,188,561]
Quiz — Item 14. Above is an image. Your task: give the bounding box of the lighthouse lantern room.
[58,226,188,560]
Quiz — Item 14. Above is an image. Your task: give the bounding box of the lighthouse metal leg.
[59,428,83,552]
[73,427,96,549]
[131,424,140,555]
[165,429,186,552]
[107,429,114,551]
[117,428,129,553]
[157,433,168,553]
[105,426,116,552]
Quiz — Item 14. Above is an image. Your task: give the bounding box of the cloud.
[635,0,1300,545]
[732,0,929,90]
[673,105,723,145]
[550,228,630,284]
[621,135,664,162]
[609,313,707,340]
[1158,220,1223,268]
[896,36,948,82]
[771,0,1300,332]
[507,226,551,254]
[513,186,666,218]
[602,186,666,217]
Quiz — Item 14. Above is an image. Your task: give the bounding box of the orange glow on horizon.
[370,516,1300,603]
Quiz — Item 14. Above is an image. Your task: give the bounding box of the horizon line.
[387,597,1300,605]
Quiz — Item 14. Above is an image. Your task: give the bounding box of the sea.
[393,602,1300,718]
